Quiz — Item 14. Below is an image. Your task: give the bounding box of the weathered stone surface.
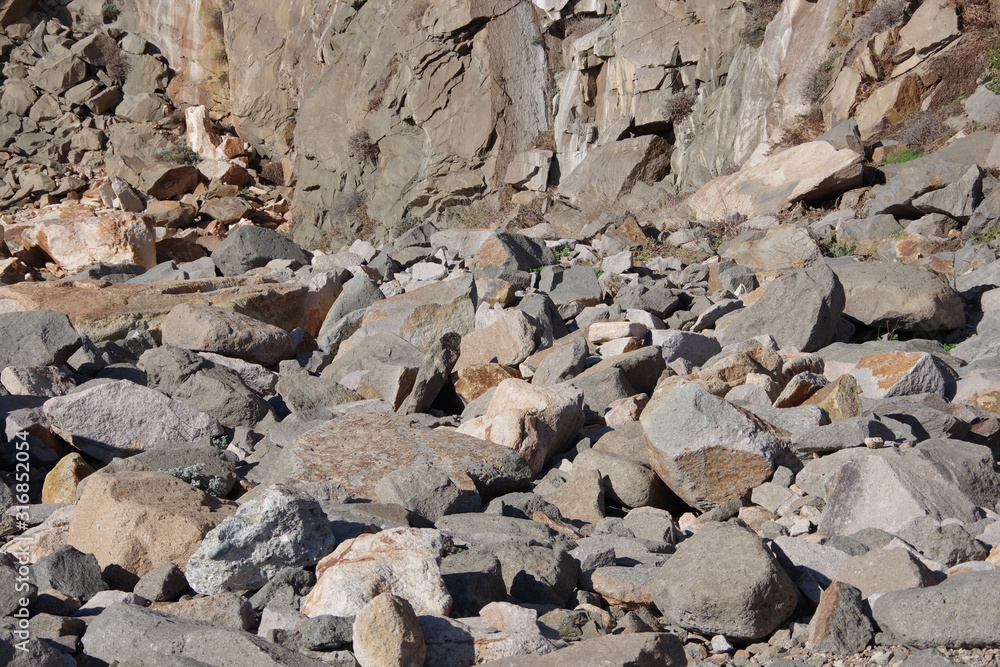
[17,204,156,275]
[301,528,451,618]
[801,373,862,421]
[32,544,108,602]
[872,571,1000,648]
[686,143,862,220]
[161,303,296,367]
[836,547,938,599]
[574,448,666,509]
[43,381,224,462]
[67,472,236,589]
[479,632,685,667]
[719,263,844,352]
[641,378,787,510]
[851,351,945,399]
[806,581,874,654]
[1,365,76,397]
[817,456,983,549]
[0,310,80,369]
[458,378,584,474]
[468,233,556,285]
[375,463,464,523]
[0,277,309,343]
[353,593,426,667]
[650,521,797,641]
[456,309,542,371]
[42,452,94,504]
[271,412,532,504]
[81,603,327,666]
[348,274,476,353]
[455,364,522,404]
[186,485,337,595]
[152,592,256,631]
[833,261,965,332]
[557,136,672,205]
[212,226,310,276]
[718,225,823,277]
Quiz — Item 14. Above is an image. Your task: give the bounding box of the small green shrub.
[942,342,958,352]
[211,434,229,449]
[595,268,605,278]
[602,0,621,22]
[159,464,228,497]
[820,237,855,257]
[876,147,924,166]
[554,246,570,260]
[977,228,1000,244]
[157,139,202,166]
[102,1,119,23]
[986,38,1000,94]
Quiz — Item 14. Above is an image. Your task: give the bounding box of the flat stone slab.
[0,277,308,342]
[270,412,533,505]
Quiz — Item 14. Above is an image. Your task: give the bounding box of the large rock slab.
[81,603,327,666]
[186,485,337,595]
[67,472,236,589]
[686,142,863,220]
[718,263,844,352]
[456,309,542,371]
[458,378,584,474]
[270,412,533,505]
[851,351,945,398]
[872,571,1000,649]
[717,225,822,277]
[817,455,983,549]
[0,277,309,343]
[0,310,80,369]
[832,262,964,332]
[347,274,476,353]
[640,378,788,510]
[43,380,224,462]
[301,527,451,618]
[556,136,672,205]
[161,303,296,367]
[479,632,686,667]
[15,204,156,275]
[650,521,798,640]
[212,226,310,276]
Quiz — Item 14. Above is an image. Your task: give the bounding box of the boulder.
[832,262,964,332]
[300,528,452,617]
[650,521,798,640]
[717,224,823,277]
[161,303,296,367]
[42,453,94,504]
[270,411,532,504]
[67,472,236,589]
[872,571,1000,648]
[835,547,938,599]
[457,378,585,474]
[851,351,945,399]
[31,545,108,602]
[806,581,874,654]
[353,593,426,667]
[468,233,556,286]
[186,485,337,595]
[212,226,310,276]
[455,309,542,372]
[43,380,224,462]
[556,136,672,205]
[17,204,156,275]
[719,263,844,352]
[640,378,788,510]
[686,143,863,220]
[0,310,80,370]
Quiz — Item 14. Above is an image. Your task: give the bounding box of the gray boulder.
[806,581,873,654]
[212,226,311,276]
[650,521,798,640]
[316,277,384,354]
[0,310,80,369]
[31,545,108,602]
[102,446,238,497]
[185,485,338,595]
[718,263,845,353]
[872,571,1000,648]
[375,463,466,523]
[531,339,588,386]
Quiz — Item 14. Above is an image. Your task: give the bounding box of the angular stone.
[43,381,224,462]
[32,544,108,602]
[212,226,310,276]
[101,446,237,498]
[456,309,542,372]
[375,463,464,523]
[836,547,938,599]
[556,136,672,205]
[640,378,787,511]
[686,143,863,220]
[774,372,829,408]
[42,453,93,504]
[801,374,862,421]
[0,277,310,343]
[871,571,1000,649]
[301,528,451,617]
[270,412,532,504]
[531,338,588,386]
[186,485,337,595]
[67,472,236,589]
[0,310,80,370]
[477,632,685,667]
[806,581,874,654]
[1,366,76,397]
[832,261,965,332]
[718,225,823,278]
[152,592,255,631]
[650,521,798,641]
[588,321,647,344]
[574,448,666,509]
[455,363,521,403]
[161,303,296,367]
[17,204,156,275]
[457,378,585,474]
[143,165,200,200]
[851,351,945,399]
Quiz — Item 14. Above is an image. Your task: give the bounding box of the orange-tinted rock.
[852,351,945,399]
[454,363,521,403]
[42,453,93,504]
[802,374,862,421]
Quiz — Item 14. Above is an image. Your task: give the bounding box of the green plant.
[955,90,967,103]
[477,146,490,161]
[942,342,958,352]
[595,268,605,278]
[554,246,570,260]
[601,0,621,22]
[531,35,542,45]
[891,228,905,238]
[394,216,422,237]
[875,147,924,166]
[159,464,228,497]
[986,38,1000,94]
[820,237,855,257]
[528,266,544,274]
[976,228,1000,244]
[101,1,119,23]
[550,83,560,99]
[156,139,202,166]
[211,434,229,449]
